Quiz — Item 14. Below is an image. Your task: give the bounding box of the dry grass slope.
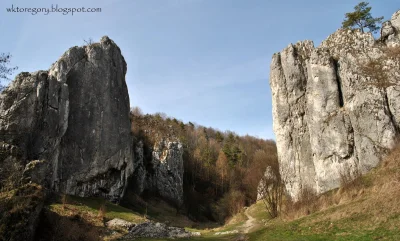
[249,144,400,241]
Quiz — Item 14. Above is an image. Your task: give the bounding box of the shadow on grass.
[35,208,105,241]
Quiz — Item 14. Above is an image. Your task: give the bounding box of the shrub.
[98,202,107,223]
[0,184,45,241]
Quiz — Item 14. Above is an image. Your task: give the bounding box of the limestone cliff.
[132,139,184,206]
[269,10,400,198]
[0,36,133,202]
[149,139,184,206]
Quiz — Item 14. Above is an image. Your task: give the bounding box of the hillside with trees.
[129,107,277,222]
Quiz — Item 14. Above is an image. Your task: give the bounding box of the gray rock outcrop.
[214,230,239,236]
[121,221,195,239]
[132,139,184,206]
[269,10,400,198]
[106,218,136,230]
[0,36,133,201]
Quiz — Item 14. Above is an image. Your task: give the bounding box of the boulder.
[106,218,136,230]
[122,221,195,239]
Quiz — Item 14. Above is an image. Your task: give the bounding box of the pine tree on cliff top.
[342,1,384,34]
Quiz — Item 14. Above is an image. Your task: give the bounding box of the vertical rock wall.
[270,10,400,198]
[0,36,133,201]
[132,139,184,207]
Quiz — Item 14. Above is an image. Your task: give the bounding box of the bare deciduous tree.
[131,106,144,117]
[258,159,285,218]
[0,157,24,191]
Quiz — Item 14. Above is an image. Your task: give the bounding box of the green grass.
[248,221,400,241]
[49,195,146,224]
[247,201,270,221]
[247,202,400,241]
[218,211,247,232]
[45,189,400,241]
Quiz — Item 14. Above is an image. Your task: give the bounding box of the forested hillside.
[129,107,277,222]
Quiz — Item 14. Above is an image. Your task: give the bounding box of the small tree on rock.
[0,53,18,91]
[342,2,384,33]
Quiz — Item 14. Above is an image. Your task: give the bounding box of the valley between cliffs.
[0,7,399,241]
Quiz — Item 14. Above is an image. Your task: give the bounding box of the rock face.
[269,10,400,198]
[132,139,184,206]
[0,36,133,201]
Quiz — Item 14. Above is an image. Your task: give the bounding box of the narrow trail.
[242,207,257,233]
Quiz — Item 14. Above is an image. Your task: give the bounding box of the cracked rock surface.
[132,139,184,206]
[268,10,400,198]
[0,36,133,201]
[122,221,195,239]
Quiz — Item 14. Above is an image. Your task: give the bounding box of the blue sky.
[0,0,397,140]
